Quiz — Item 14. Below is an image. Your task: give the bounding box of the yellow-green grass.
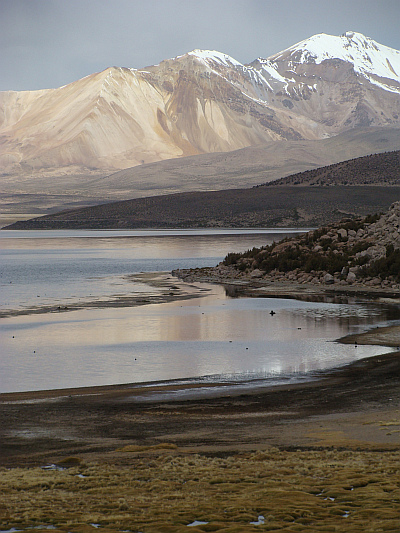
[1,447,399,532]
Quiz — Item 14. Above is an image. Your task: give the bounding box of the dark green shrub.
[223,252,243,266]
[359,245,400,281]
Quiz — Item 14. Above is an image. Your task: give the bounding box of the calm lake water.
[0,229,397,393]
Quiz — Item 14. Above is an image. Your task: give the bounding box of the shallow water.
[1,287,397,393]
[0,229,398,393]
[0,228,304,313]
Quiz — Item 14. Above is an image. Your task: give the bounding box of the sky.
[1,0,399,92]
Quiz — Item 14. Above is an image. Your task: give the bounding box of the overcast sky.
[1,0,399,92]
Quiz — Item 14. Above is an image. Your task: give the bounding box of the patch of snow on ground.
[250,515,265,525]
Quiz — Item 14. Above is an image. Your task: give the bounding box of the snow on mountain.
[187,49,244,69]
[1,31,399,179]
[267,31,400,93]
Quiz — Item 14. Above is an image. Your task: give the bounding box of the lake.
[0,229,397,393]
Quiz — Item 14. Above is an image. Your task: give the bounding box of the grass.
[1,447,399,532]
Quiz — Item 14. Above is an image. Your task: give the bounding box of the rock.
[347,271,357,283]
[324,273,334,284]
[338,228,347,239]
[366,245,386,260]
[250,269,263,278]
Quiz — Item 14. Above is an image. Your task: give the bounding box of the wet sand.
[0,272,212,319]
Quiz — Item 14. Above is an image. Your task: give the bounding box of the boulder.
[347,271,357,283]
[324,273,334,284]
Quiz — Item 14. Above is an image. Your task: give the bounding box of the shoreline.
[0,272,216,319]
[1,272,399,462]
[0,347,396,402]
[172,267,400,301]
[3,265,400,319]
[1,276,400,531]
[1,339,399,468]
[1,270,400,403]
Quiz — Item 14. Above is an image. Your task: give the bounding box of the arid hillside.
[2,127,400,227]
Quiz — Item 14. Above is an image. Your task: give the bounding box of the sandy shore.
[0,272,215,319]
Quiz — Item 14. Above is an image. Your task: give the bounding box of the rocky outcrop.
[174,202,400,292]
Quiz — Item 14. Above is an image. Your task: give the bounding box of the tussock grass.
[1,448,399,532]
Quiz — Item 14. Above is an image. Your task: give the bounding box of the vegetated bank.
[174,201,400,294]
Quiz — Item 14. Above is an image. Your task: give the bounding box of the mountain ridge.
[1,31,400,180]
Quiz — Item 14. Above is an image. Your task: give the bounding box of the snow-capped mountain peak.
[267,31,400,92]
[187,49,244,69]
[1,31,399,178]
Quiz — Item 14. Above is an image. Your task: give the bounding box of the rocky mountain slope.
[176,202,400,291]
[1,31,400,179]
[94,128,400,195]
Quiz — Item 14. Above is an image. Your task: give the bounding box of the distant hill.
[2,127,400,227]
[261,150,400,187]
[2,31,400,225]
[7,150,400,230]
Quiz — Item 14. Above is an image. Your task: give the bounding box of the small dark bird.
[270,310,275,316]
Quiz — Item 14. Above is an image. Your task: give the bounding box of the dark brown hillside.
[262,150,400,187]
[6,186,400,230]
[7,149,400,230]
